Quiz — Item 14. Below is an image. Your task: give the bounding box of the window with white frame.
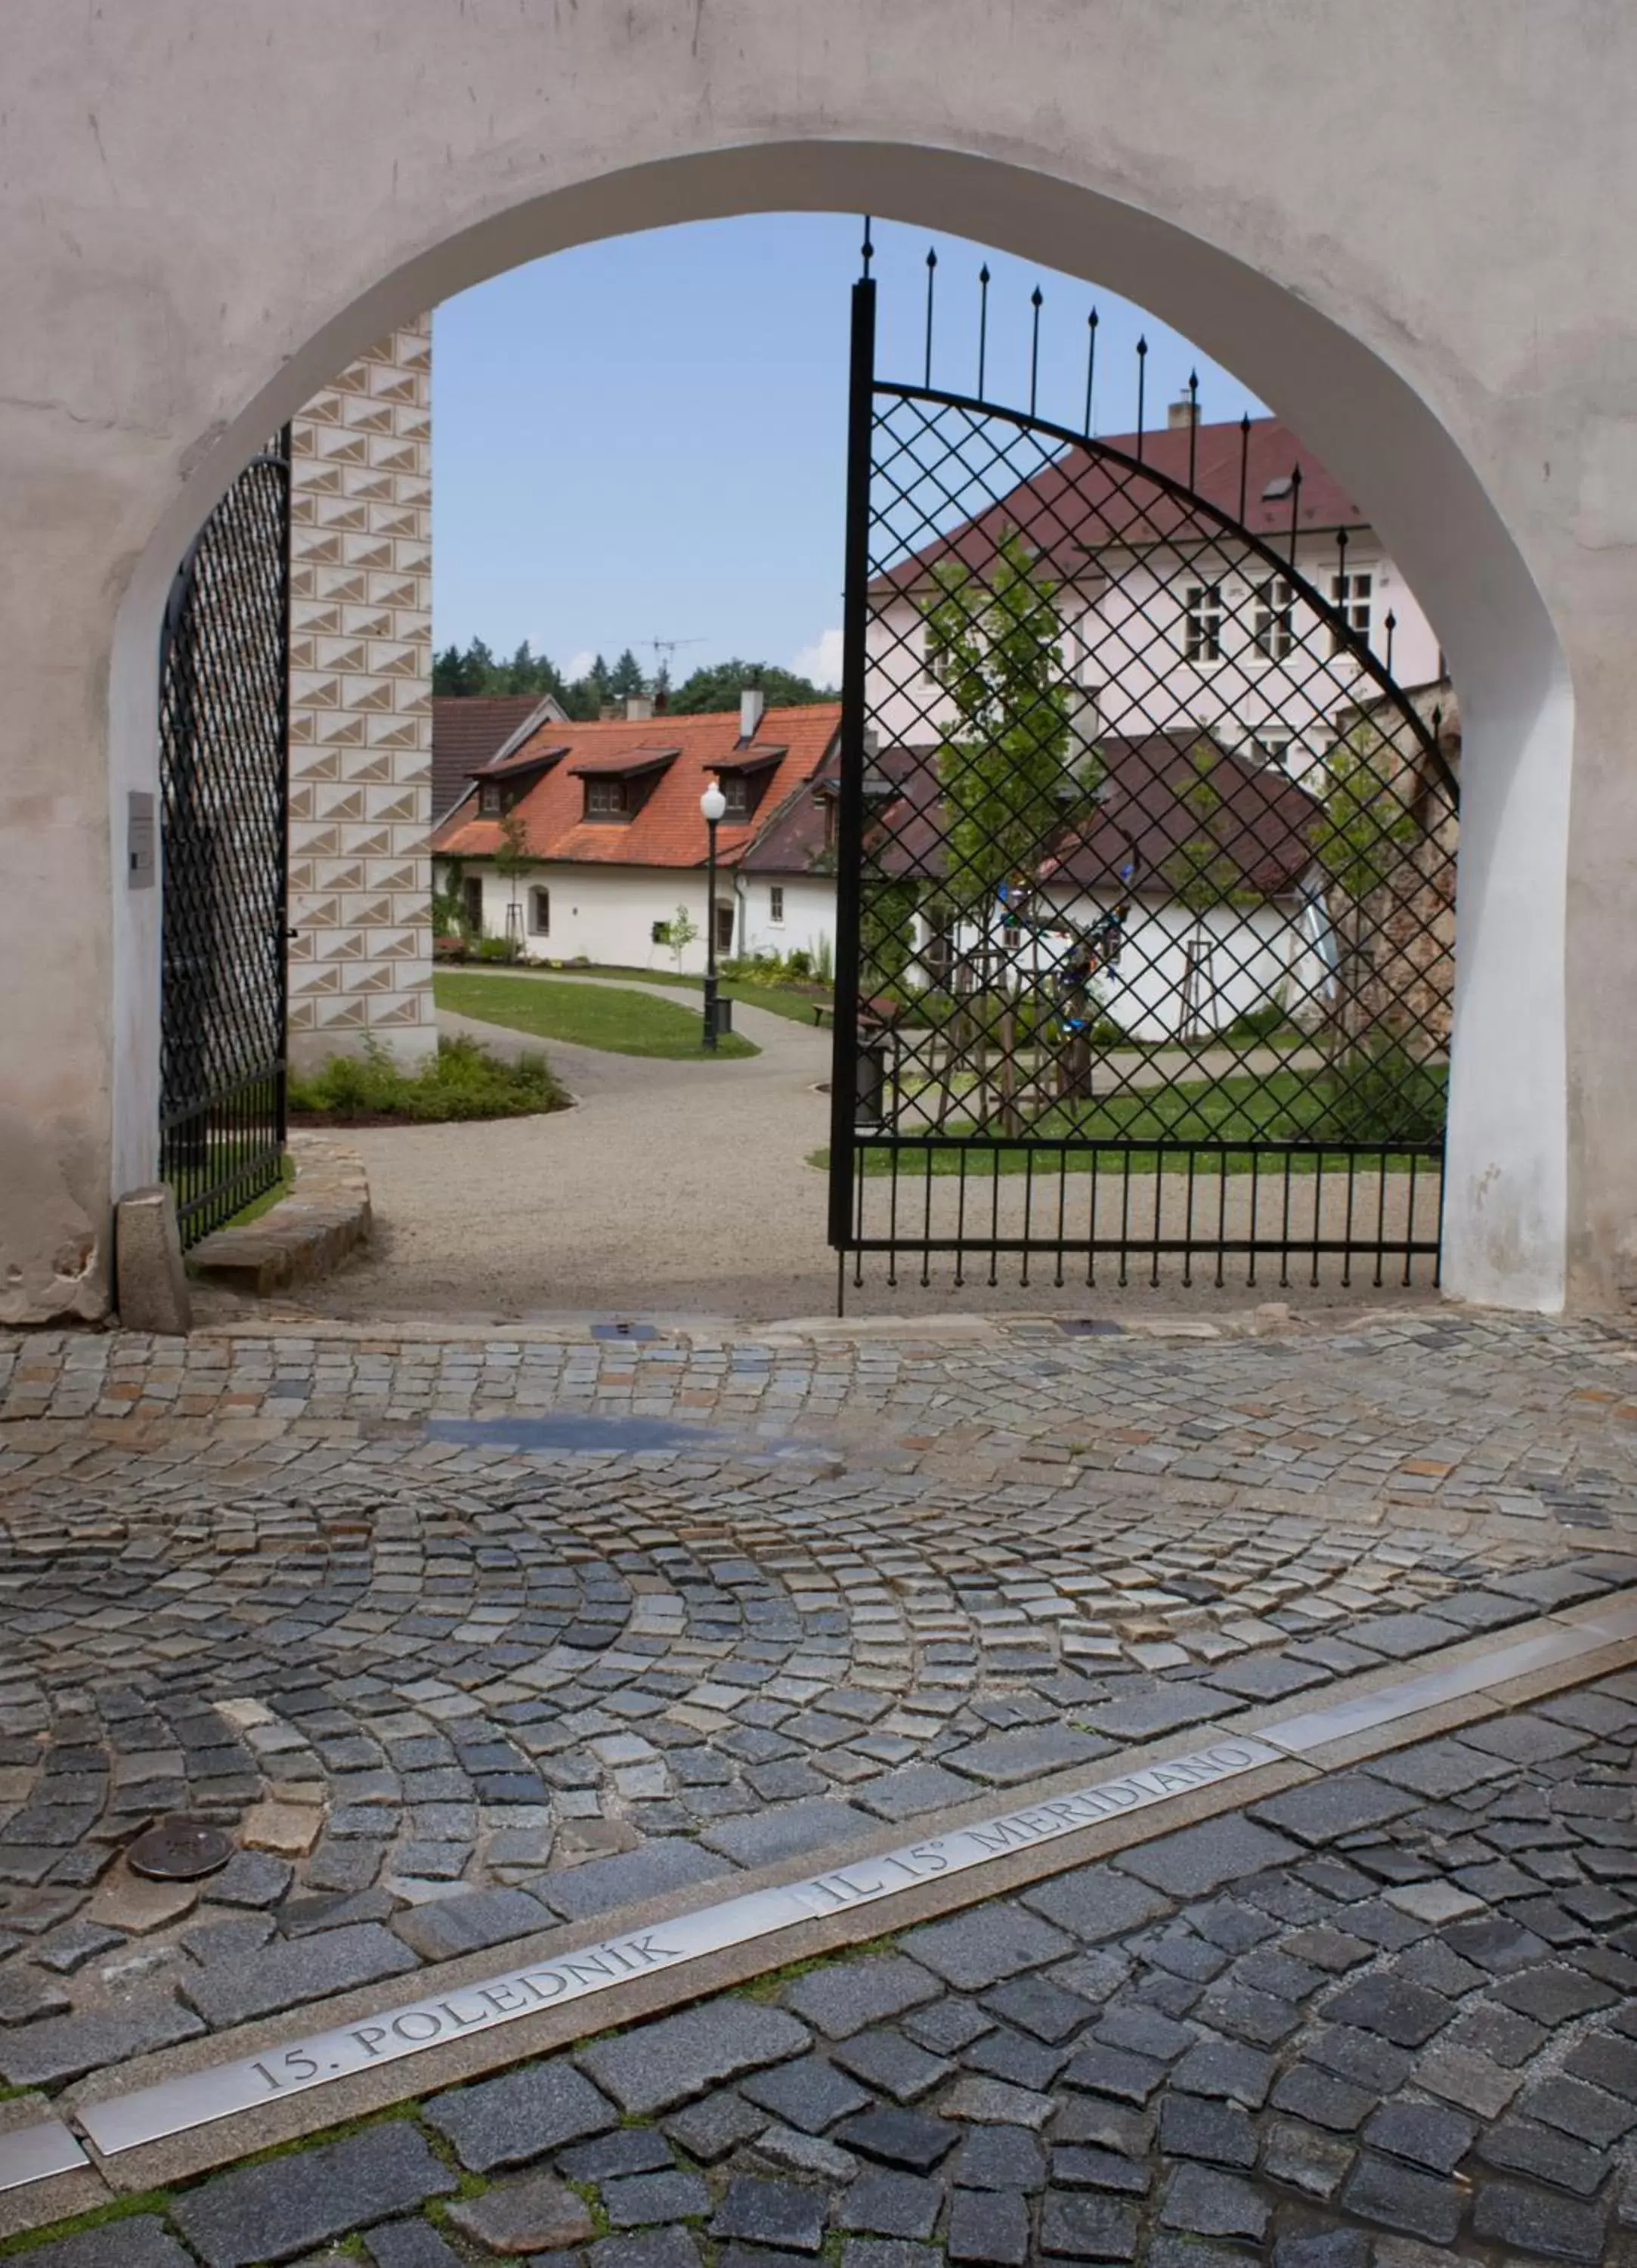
[1330,570,1372,656]
[478,782,501,816]
[769,885,784,924]
[1183,584,1224,662]
[528,886,550,937]
[1250,730,1294,770]
[922,618,951,686]
[1252,577,1295,659]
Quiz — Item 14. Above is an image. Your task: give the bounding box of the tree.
[1310,720,1421,1064]
[608,649,648,699]
[921,531,1078,1134]
[670,658,831,714]
[493,807,533,959]
[1156,741,1261,1041]
[660,902,699,975]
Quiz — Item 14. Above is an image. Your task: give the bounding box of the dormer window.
[721,773,755,822]
[586,778,631,820]
[479,782,501,816]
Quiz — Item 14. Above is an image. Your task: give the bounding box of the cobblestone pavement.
[14,1674,1637,2264]
[0,1311,1634,2103]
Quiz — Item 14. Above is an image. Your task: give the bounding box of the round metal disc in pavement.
[126,1815,234,1882]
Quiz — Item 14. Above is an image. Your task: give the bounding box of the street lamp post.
[700,777,726,1050]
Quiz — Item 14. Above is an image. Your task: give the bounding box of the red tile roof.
[865,734,1321,899]
[430,694,565,822]
[432,703,842,871]
[872,416,1366,597]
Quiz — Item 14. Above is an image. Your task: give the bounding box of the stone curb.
[187,1133,370,1298]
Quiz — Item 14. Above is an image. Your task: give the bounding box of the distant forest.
[432,639,834,717]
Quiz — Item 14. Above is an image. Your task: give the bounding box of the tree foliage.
[924,531,1075,912]
[1159,742,1260,915]
[670,658,833,714]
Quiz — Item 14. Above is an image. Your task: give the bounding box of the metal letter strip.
[1255,1622,1607,1758]
[76,1737,1279,2158]
[0,2120,89,2195]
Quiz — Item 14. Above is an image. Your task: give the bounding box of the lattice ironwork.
[830,247,1458,1297]
[159,435,292,1246]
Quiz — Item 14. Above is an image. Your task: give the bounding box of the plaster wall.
[869,536,1441,770]
[738,876,837,970]
[453,860,735,978]
[2,1,1632,1316]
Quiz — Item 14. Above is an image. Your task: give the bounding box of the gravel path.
[303,976,838,1322]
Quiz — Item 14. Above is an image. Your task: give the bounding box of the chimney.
[1167,395,1199,429]
[624,694,654,722]
[599,700,620,722]
[739,683,765,742]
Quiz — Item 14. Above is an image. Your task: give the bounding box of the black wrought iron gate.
[830,244,1459,1298]
[158,432,292,1246]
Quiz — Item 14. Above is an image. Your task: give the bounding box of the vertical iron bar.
[826,275,877,1260]
[1084,308,1099,436]
[1288,463,1303,569]
[1248,1150,1259,1287]
[1029,287,1043,418]
[1384,609,1397,675]
[860,217,873,278]
[1187,370,1199,491]
[977,265,990,399]
[1404,1151,1419,1287]
[1135,336,1148,461]
[1280,1153,1294,1288]
[923,248,937,388]
[955,1147,968,1288]
[1238,414,1252,522]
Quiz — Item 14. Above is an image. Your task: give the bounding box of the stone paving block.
[389,1884,551,1960]
[1249,1773,1419,1845]
[1338,2150,1465,2245]
[578,1999,810,2115]
[180,1920,419,2028]
[741,2053,871,2133]
[1115,1814,1302,1898]
[1158,2161,1270,2240]
[1081,1687,1225,1741]
[1471,2179,1608,2263]
[834,2105,960,2173]
[853,1763,976,1820]
[445,2170,597,2254]
[710,2175,828,2253]
[603,2170,711,2226]
[951,2125,1047,2191]
[781,1957,942,2040]
[1038,2189,1140,2259]
[558,2127,676,2182]
[535,1836,737,1919]
[901,1904,1072,1991]
[423,2054,617,2170]
[1020,1864,1171,1942]
[699,1799,874,1868]
[171,2122,456,2266]
[6,2221,192,2268]
[949,2192,1032,2266]
[838,2167,943,2238]
[0,1988,206,2085]
[832,2026,950,2104]
[362,2224,463,2268]
[592,2232,703,2268]
[942,1726,1112,1784]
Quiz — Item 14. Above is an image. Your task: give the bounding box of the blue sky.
[431,214,1264,690]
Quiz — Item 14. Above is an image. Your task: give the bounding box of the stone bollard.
[114,1186,192,1334]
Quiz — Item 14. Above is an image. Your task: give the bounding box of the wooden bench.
[810,1001,835,1029]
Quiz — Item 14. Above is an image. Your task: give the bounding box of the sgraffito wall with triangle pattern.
[286,317,436,1070]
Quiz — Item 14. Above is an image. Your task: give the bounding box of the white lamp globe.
[700,780,727,823]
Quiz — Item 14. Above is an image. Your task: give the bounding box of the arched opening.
[107,144,1570,1314]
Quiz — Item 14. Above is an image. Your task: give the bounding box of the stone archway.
[7,3,1628,1322]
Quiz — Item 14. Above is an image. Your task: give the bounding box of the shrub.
[475,936,515,963]
[289,1035,566,1123]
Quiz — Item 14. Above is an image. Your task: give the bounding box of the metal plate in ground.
[127,1815,234,1882]
[591,1321,659,1342]
[1056,1318,1125,1336]
[0,2121,89,2193]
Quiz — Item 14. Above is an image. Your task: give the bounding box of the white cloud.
[563,649,597,681]
[792,625,843,689]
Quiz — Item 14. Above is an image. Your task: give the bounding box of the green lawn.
[537,962,831,1028]
[436,971,759,1059]
[811,1067,1444,1176]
